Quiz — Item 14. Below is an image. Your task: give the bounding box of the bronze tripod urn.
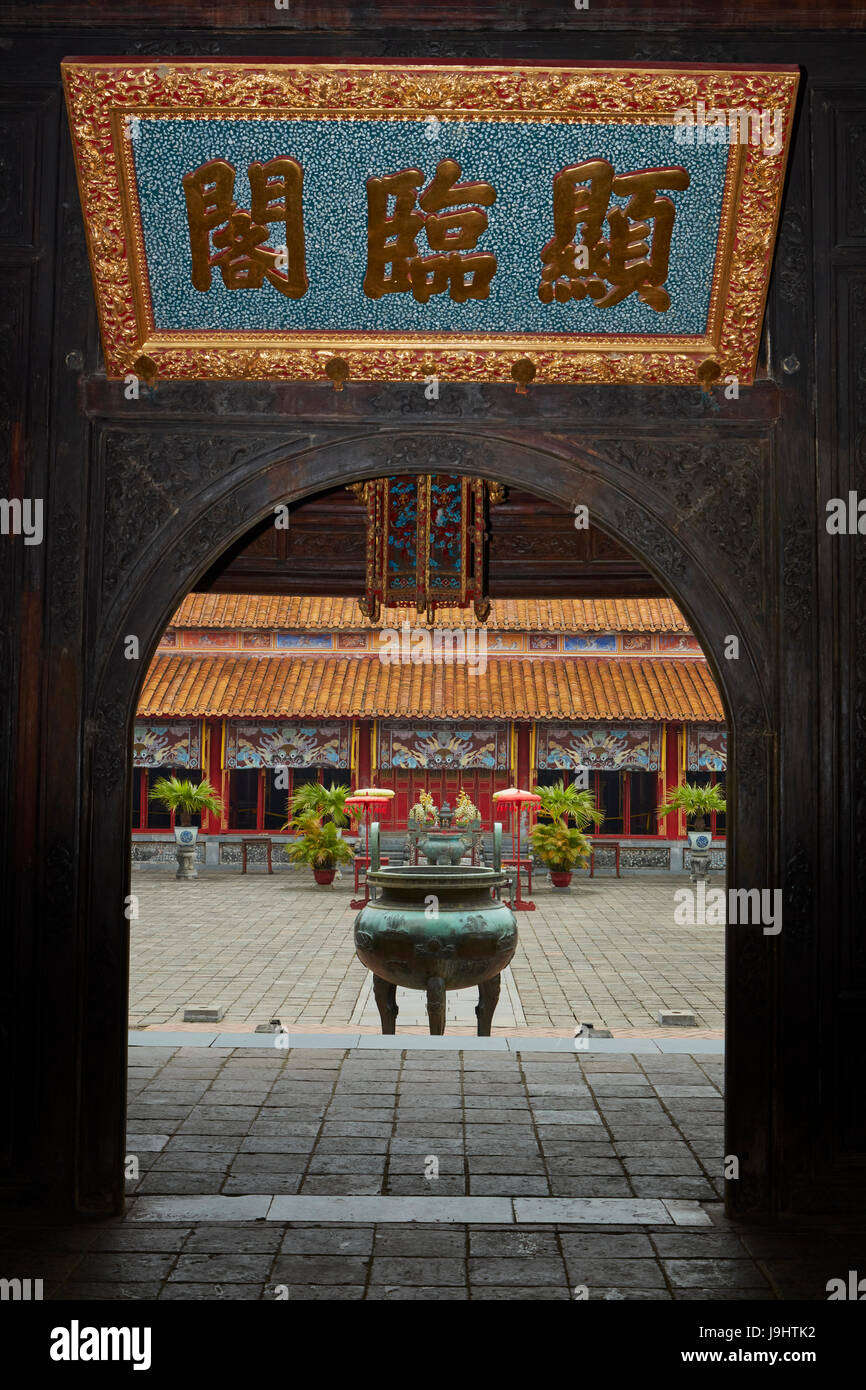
[353,822,517,1035]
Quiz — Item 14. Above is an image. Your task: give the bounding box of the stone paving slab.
[130,1031,725,1054]
[128,872,723,1032]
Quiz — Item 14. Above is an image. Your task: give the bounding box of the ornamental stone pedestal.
[175,848,198,880]
[689,850,712,884]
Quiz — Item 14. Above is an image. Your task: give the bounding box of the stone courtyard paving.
[4,1043,858,1302]
[129,871,724,1034]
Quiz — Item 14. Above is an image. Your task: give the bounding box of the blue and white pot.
[687,829,713,852]
[174,826,198,847]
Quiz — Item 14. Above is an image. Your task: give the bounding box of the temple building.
[133,594,727,871]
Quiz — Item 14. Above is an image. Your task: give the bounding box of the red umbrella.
[493,787,541,911]
[346,788,395,908]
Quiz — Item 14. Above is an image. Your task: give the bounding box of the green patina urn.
[353,822,517,1036]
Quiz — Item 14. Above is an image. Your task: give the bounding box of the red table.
[502,856,533,898]
[352,854,389,897]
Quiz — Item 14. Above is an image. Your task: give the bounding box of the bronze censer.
[353,820,518,1035]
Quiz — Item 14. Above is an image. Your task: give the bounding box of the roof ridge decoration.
[62,59,798,385]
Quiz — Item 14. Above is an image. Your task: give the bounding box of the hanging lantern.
[350,475,498,623]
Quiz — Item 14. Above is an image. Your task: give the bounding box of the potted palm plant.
[531,822,593,885]
[532,779,603,886]
[289,780,351,827]
[534,779,605,834]
[657,782,726,850]
[147,775,224,847]
[285,814,355,884]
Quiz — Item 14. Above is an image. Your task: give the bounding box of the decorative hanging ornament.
[349,475,500,623]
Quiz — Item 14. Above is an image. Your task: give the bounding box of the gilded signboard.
[62,59,798,385]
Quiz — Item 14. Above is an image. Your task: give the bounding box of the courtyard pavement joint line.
[127,1030,725,1054]
[125,1195,712,1225]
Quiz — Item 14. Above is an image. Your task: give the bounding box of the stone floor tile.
[587,1287,674,1300]
[52,1282,164,1300]
[167,1253,274,1282]
[468,1230,560,1257]
[469,1285,572,1300]
[468,1256,568,1285]
[270,1255,371,1283]
[630,1176,717,1200]
[88,1227,191,1253]
[69,1253,176,1281]
[159,1283,265,1300]
[662,1258,772,1288]
[385,1176,467,1195]
[369,1257,465,1285]
[366,1284,466,1300]
[549,1177,634,1198]
[264,1284,366,1299]
[279,1227,374,1255]
[563,1255,666,1287]
[650,1231,750,1259]
[183,1227,284,1253]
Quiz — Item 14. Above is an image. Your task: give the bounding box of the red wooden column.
[204,717,226,833]
[661,720,684,839]
[516,723,532,790]
[357,718,372,786]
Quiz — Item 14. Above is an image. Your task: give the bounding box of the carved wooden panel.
[837,108,866,244]
[0,97,42,246]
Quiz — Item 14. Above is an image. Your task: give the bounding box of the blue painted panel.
[134,117,728,335]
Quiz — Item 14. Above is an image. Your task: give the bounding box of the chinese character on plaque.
[182,157,308,298]
[539,158,690,311]
[364,158,497,303]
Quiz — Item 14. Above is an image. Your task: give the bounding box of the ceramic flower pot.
[313,867,336,885]
[174,825,198,847]
[549,870,573,887]
[687,829,713,851]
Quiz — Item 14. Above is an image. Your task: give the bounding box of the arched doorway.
[80,429,773,1218]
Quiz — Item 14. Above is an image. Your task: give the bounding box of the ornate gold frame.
[61,59,799,385]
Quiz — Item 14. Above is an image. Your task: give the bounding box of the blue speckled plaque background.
[133,117,729,336]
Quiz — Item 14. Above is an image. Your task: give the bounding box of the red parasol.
[346,788,395,908]
[492,787,541,911]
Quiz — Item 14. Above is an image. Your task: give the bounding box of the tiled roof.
[139,654,723,722]
[171,594,691,633]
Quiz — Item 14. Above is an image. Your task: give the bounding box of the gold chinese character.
[182,157,308,298]
[364,158,497,303]
[539,159,690,311]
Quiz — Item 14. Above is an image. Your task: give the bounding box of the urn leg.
[426,976,446,1035]
[476,975,501,1037]
[373,976,398,1034]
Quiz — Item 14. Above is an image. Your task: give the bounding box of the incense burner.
[353,822,517,1035]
